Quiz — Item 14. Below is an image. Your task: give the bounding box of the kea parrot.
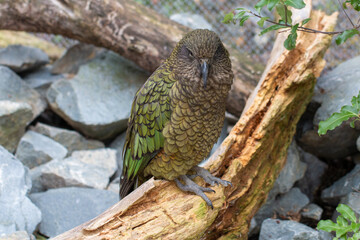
[120,29,233,208]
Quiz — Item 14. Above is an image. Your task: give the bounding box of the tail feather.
[119,175,136,199]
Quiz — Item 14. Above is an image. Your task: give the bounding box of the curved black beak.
[201,61,209,89]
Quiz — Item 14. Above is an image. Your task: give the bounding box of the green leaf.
[301,18,311,26]
[235,7,247,11]
[268,0,280,11]
[350,120,356,128]
[260,23,288,35]
[276,4,292,24]
[222,12,234,24]
[239,15,250,26]
[318,105,359,135]
[258,17,270,27]
[351,0,360,11]
[317,220,343,232]
[255,0,268,12]
[336,29,359,45]
[351,91,360,112]
[335,225,353,239]
[284,23,299,50]
[337,215,349,227]
[351,222,360,232]
[284,0,306,9]
[353,232,360,239]
[337,204,357,223]
[234,10,246,20]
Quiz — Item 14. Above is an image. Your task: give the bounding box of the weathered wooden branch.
[0,0,263,117]
[50,6,337,240]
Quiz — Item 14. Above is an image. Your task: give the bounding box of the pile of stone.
[0,44,149,238]
[0,40,360,239]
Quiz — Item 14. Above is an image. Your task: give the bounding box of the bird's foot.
[175,175,215,209]
[189,166,232,187]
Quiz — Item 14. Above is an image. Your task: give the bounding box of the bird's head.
[170,29,233,89]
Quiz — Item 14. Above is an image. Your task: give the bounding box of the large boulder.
[51,43,104,74]
[46,51,148,140]
[0,146,41,236]
[0,45,49,73]
[321,164,360,205]
[30,149,117,192]
[31,122,104,155]
[295,149,328,201]
[0,231,35,240]
[29,187,118,237]
[22,66,64,98]
[298,56,360,159]
[0,101,32,152]
[259,218,331,240]
[0,66,46,152]
[15,130,68,169]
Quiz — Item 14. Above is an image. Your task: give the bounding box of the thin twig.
[337,0,355,28]
[248,10,358,35]
[284,5,288,25]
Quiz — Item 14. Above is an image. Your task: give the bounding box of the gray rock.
[31,122,104,155]
[332,192,360,221]
[321,165,360,205]
[15,130,68,169]
[314,55,360,124]
[297,123,359,159]
[0,66,46,120]
[46,51,148,140]
[296,149,328,201]
[259,218,323,240]
[0,231,35,240]
[270,141,307,199]
[109,131,126,178]
[22,66,64,98]
[0,101,33,152]
[253,142,307,229]
[300,56,360,159]
[0,45,49,73]
[0,146,41,236]
[51,43,105,74]
[29,187,118,237]
[170,13,213,30]
[30,149,117,191]
[301,203,323,221]
[274,188,309,217]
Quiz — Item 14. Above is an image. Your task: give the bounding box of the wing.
[120,66,175,198]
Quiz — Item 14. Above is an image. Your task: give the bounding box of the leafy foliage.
[318,92,360,135]
[284,23,299,50]
[317,204,360,240]
[222,0,360,51]
[336,29,360,45]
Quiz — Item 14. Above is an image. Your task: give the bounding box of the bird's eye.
[188,51,194,58]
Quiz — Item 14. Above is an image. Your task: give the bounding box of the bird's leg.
[189,166,232,187]
[175,175,215,209]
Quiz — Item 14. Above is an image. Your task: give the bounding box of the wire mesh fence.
[34,0,359,71]
[135,0,360,71]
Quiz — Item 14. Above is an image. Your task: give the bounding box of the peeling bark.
[51,6,338,240]
[0,0,263,116]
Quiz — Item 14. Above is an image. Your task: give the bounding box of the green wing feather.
[121,66,175,191]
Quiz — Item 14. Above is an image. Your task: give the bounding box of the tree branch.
[0,0,264,117]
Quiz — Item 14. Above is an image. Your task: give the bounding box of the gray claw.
[175,175,214,208]
[191,166,232,188]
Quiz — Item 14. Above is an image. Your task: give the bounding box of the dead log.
[0,0,263,117]
[51,5,338,240]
